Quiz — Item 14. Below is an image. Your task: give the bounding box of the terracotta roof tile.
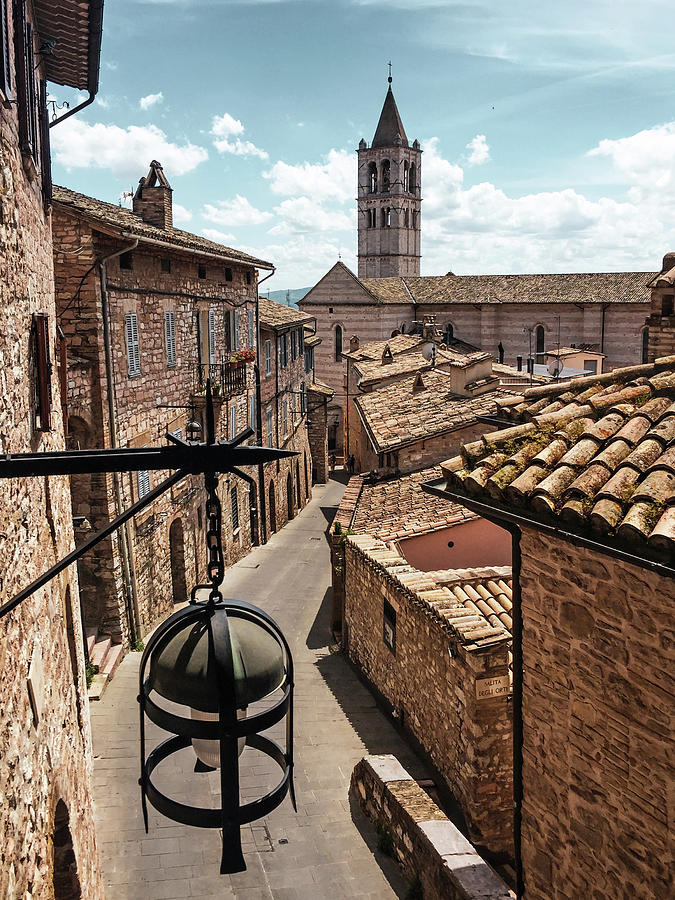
[258,297,313,329]
[344,334,423,360]
[354,370,514,454]
[437,356,675,564]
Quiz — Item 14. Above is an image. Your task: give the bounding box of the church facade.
[299,81,656,459]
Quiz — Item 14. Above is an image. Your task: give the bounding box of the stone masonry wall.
[0,21,102,898]
[518,526,672,900]
[344,536,513,855]
[350,756,511,900]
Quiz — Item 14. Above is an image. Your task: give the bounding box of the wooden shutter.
[232,309,239,350]
[208,308,216,365]
[14,2,37,157]
[125,313,140,377]
[137,470,150,499]
[266,407,273,448]
[248,309,254,347]
[0,0,12,99]
[33,313,51,431]
[164,310,176,367]
[265,340,271,376]
[249,393,255,431]
[229,403,236,439]
[231,486,239,532]
[38,79,52,203]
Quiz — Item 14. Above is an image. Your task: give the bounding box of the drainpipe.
[600,304,609,371]
[254,267,275,545]
[98,236,140,646]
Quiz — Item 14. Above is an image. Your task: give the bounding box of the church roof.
[372,86,409,149]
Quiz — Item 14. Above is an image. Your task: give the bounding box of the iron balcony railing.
[196,356,248,398]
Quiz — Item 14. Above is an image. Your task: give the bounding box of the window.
[409,163,417,194]
[662,294,674,317]
[280,333,288,368]
[298,328,304,356]
[164,310,176,368]
[305,345,314,374]
[161,258,171,273]
[225,267,233,282]
[198,264,206,279]
[282,398,287,435]
[15,5,37,158]
[0,0,12,99]
[231,485,239,532]
[334,325,343,362]
[125,313,140,377]
[228,309,239,351]
[265,339,272,376]
[208,308,216,365]
[583,359,597,374]
[367,209,376,228]
[249,393,256,431]
[642,328,650,364]
[230,403,236,439]
[137,470,151,499]
[33,313,51,431]
[368,162,377,193]
[266,407,273,448]
[119,251,133,270]
[383,599,396,652]
[535,325,545,362]
[291,329,297,360]
[248,309,254,347]
[403,161,409,192]
[381,159,390,192]
[246,271,252,285]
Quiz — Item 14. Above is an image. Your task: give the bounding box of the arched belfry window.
[403,161,409,192]
[642,327,649,364]
[368,162,377,194]
[335,325,343,362]
[409,162,416,195]
[535,325,545,362]
[381,160,390,193]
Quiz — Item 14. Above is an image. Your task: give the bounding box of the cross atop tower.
[388,61,392,83]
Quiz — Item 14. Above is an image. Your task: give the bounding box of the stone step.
[90,635,111,670]
[85,627,97,658]
[100,643,124,680]
[88,673,108,701]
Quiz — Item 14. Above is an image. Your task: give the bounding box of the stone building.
[0,1,104,896]
[646,251,675,361]
[300,80,657,454]
[331,469,514,858]
[429,355,675,899]
[258,297,315,536]
[52,166,274,670]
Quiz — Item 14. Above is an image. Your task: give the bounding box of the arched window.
[403,161,409,192]
[381,159,390,193]
[412,211,417,228]
[368,162,377,193]
[642,327,650,364]
[444,323,454,343]
[409,162,416,194]
[335,324,343,362]
[404,209,409,227]
[535,325,545,362]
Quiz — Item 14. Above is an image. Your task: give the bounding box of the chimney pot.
[132,161,173,229]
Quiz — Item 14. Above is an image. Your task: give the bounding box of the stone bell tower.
[357,75,421,279]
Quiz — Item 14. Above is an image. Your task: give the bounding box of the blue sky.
[51,0,675,288]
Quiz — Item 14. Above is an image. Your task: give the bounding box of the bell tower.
[357,73,421,279]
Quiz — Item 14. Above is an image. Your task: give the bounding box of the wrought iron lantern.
[138,591,295,874]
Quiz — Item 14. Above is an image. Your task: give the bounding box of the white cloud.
[51,120,208,178]
[172,203,192,224]
[269,197,354,236]
[210,112,268,159]
[140,91,164,110]
[240,235,351,289]
[264,149,354,203]
[587,121,675,193]
[202,195,273,226]
[465,134,490,166]
[95,96,110,109]
[202,228,237,244]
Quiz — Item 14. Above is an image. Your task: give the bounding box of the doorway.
[52,799,81,899]
[169,518,187,604]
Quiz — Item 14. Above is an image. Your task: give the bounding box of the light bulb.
[191,707,247,768]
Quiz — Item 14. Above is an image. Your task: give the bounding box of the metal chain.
[204,471,224,601]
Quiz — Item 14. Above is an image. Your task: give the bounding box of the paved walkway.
[90,476,430,899]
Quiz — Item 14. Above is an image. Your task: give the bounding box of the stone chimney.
[422,315,436,341]
[350,335,360,352]
[133,160,173,229]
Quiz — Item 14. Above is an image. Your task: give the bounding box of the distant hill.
[262,288,311,309]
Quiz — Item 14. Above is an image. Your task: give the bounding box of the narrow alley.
[90,475,430,899]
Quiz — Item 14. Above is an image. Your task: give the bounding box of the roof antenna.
[388,61,392,84]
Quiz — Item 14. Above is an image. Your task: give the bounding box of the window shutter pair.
[125,313,141,377]
[33,313,51,431]
[164,310,176,367]
[14,1,37,158]
[208,308,216,365]
[137,470,151,499]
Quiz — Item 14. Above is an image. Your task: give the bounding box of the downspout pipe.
[255,267,275,544]
[49,91,96,128]
[600,303,609,370]
[99,236,140,646]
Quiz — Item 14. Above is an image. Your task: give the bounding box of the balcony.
[195,355,248,400]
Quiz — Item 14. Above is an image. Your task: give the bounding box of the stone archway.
[52,799,81,900]
[286,472,294,521]
[169,518,187,604]
[268,480,277,534]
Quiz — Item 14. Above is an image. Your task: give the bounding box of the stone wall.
[344,535,513,855]
[518,526,672,900]
[350,755,512,900]
[53,210,260,642]
[0,22,102,898]
[307,384,330,483]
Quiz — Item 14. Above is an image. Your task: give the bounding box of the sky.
[50,0,675,290]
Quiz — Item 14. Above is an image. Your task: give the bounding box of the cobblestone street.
[90,475,429,899]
